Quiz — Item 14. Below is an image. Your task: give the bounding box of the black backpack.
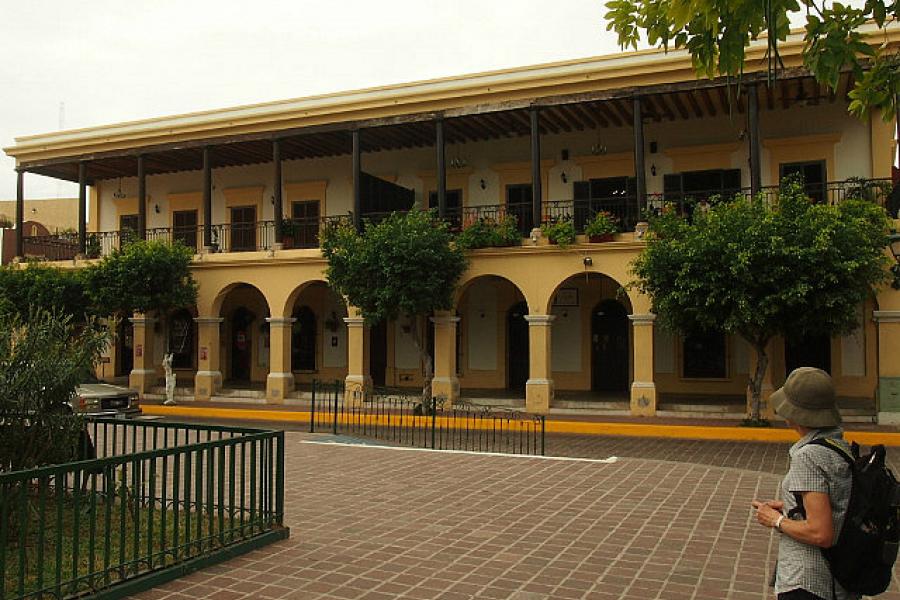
[790,439,900,596]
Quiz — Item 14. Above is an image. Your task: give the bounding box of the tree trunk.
[405,315,434,411]
[749,340,769,422]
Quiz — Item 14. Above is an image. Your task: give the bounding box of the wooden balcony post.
[273,139,283,246]
[78,162,87,256]
[530,107,542,233]
[633,97,647,216]
[137,155,147,240]
[14,168,24,259]
[436,118,446,218]
[202,147,213,250]
[352,129,361,231]
[748,85,762,196]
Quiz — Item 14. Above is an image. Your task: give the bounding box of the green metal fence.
[0,418,287,600]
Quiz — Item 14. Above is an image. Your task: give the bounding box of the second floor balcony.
[19,177,896,262]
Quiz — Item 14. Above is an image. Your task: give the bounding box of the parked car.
[72,383,141,417]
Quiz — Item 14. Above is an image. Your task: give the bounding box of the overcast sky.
[0,0,626,199]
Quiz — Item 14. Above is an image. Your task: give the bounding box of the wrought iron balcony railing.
[17,178,895,261]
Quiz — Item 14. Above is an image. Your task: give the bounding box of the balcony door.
[290,200,320,248]
[230,206,256,252]
[119,214,139,247]
[427,189,463,229]
[573,177,636,231]
[780,161,827,203]
[173,209,198,251]
[505,184,533,237]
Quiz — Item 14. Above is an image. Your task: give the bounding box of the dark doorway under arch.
[507,301,529,390]
[370,320,387,387]
[117,318,134,377]
[168,309,195,370]
[785,334,832,375]
[230,307,255,382]
[592,299,629,393]
[292,306,317,371]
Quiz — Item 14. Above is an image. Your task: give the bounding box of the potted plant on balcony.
[584,211,619,242]
[540,217,576,248]
[280,218,296,249]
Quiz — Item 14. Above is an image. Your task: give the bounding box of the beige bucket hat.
[771,367,841,428]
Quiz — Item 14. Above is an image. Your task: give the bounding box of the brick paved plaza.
[135,432,900,600]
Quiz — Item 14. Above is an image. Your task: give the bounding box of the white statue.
[162,353,177,406]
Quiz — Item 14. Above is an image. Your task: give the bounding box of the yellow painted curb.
[140,405,900,446]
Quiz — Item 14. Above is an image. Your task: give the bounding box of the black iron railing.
[0,418,286,600]
[18,178,893,261]
[543,197,639,233]
[309,380,545,456]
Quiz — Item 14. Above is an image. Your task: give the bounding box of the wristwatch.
[774,515,785,532]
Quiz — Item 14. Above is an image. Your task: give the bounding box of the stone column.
[524,314,554,414]
[194,317,223,400]
[129,314,157,396]
[875,310,900,424]
[266,317,296,403]
[344,307,371,405]
[430,312,460,405]
[628,313,657,416]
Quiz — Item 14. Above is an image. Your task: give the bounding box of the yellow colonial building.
[5,24,900,422]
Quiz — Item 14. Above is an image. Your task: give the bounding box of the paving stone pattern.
[135,433,900,600]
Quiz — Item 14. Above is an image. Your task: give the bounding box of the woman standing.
[752,367,857,600]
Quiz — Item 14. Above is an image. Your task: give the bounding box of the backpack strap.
[806,437,855,470]
[786,438,855,520]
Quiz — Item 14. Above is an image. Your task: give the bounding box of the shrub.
[540,218,576,248]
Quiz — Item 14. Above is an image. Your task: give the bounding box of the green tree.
[83,240,198,375]
[604,0,899,120]
[83,240,197,319]
[0,310,109,472]
[0,263,92,323]
[321,210,468,403]
[631,179,892,422]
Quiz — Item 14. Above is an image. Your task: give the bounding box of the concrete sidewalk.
[136,398,900,446]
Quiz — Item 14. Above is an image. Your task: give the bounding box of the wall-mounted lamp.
[479,311,485,319]
[30,207,37,214]
[479,179,486,190]
[154,204,160,214]
[270,196,275,205]
[560,172,568,184]
[650,164,657,177]
[583,256,593,267]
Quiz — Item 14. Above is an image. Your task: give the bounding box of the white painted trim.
[301,440,619,463]
[343,317,365,327]
[631,381,656,389]
[129,317,156,325]
[265,317,297,326]
[878,412,900,425]
[194,317,224,325]
[526,378,554,386]
[195,370,223,378]
[130,369,156,376]
[524,315,556,325]
[267,372,295,381]
[873,311,900,323]
[430,316,461,325]
[628,313,656,324]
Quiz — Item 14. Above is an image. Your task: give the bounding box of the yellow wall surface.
[0,198,79,232]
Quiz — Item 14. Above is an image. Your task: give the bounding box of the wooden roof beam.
[670,92,690,119]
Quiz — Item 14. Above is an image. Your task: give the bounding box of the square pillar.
[430,312,459,405]
[266,317,295,403]
[524,314,554,414]
[628,313,657,416]
[875,311,900,424]
[194,317,223,400]
[344,307,371,405]
[129,314,158,396]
